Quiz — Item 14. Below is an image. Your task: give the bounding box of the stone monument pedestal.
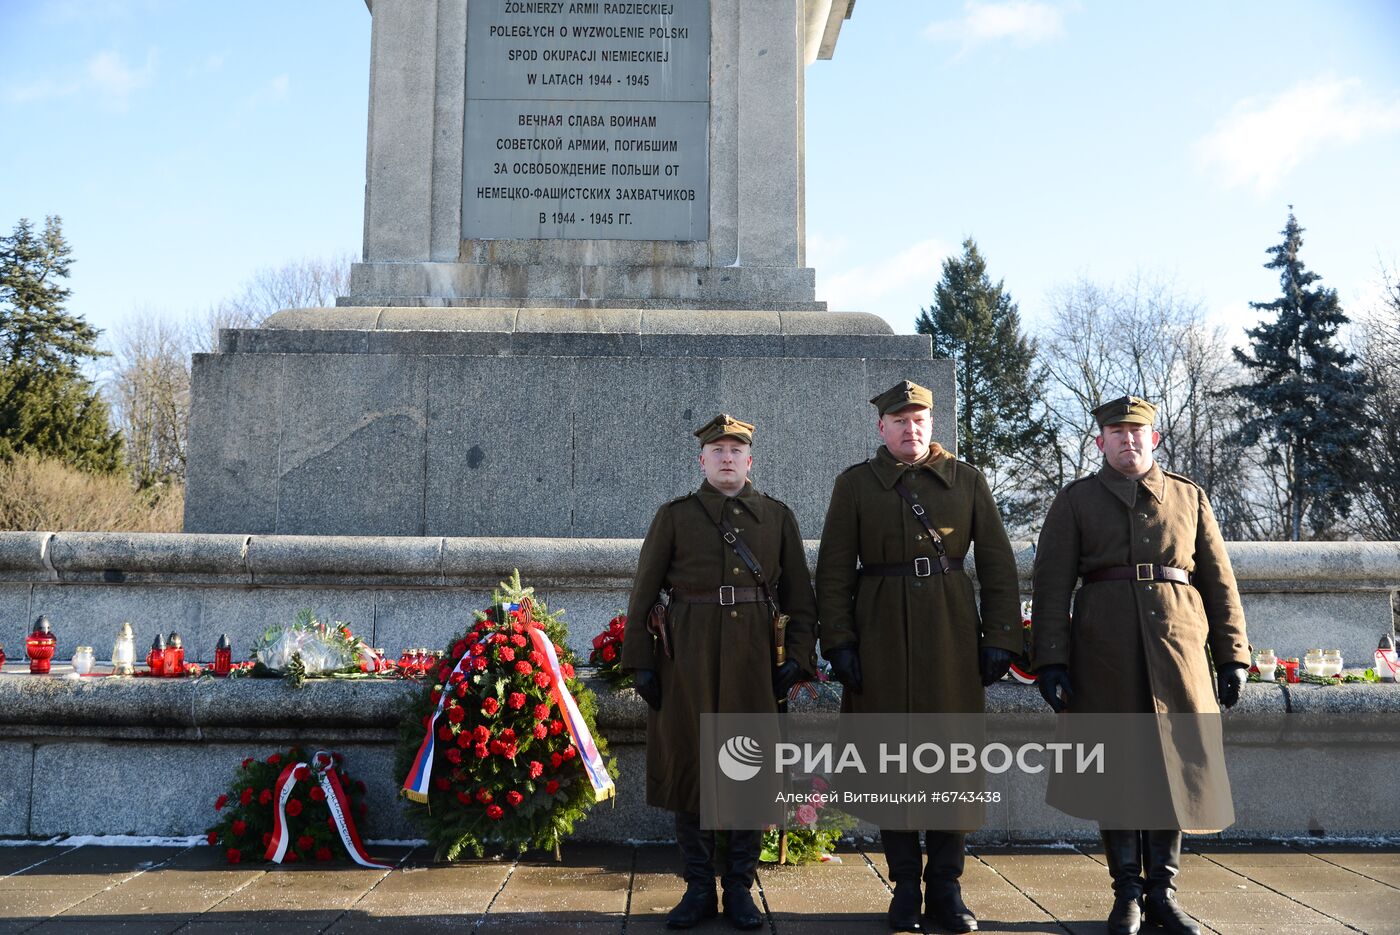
[183,0,956,539]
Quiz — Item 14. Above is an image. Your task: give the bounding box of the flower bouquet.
[761,775,856,865]
[394,572,618,860]
[246,610,378,687]
[588,613,631,689]
[206,746,381,866]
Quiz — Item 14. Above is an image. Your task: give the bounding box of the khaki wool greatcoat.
[1031,461,1250,830]
[621,480,818,813]
[815,444,1022,716]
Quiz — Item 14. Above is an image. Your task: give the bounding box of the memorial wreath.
[394,572,617,859]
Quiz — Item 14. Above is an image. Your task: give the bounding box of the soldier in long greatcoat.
[1032,396,1250,935]
[816,380,1022,934]
[622,414,817,931]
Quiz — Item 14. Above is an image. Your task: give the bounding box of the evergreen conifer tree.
[0,216,122,473]
[916,238,1054,529]
[1229,210,1371,540]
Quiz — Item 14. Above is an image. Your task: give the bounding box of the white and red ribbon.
[264,752,389,868]
[526,626,615,802]
[1376,648,1400,681]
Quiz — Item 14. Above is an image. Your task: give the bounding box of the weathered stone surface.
[0,741,32,836]
[47,533,250,585]
[246,536,443,586]
[0,532,54,582]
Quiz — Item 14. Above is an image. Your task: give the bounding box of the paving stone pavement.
[0,841,1396,935]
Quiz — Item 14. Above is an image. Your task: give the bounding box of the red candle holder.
[213,634,232,677]
[25,616,56,675]
[1283,658,1300,683]
[0,644,7,668]
[163,632,185,677]
[147,633,166,676]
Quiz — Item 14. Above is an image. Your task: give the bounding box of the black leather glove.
[1217,663,1248,710]
[1037,664,1073,713]
[772,660,803,699]
[824,644,862,695]
[632,669,662,711]
[979,647,1016,687]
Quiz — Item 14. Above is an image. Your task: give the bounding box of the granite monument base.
[183,308,953,538]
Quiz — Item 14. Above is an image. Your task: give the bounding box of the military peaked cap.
[694,413,755,446]
[1092,395,1158,428]
[870,380,933,415]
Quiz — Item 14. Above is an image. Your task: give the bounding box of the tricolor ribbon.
[265,752,389,868]
[402,650,473,803]
[526,625,615,802]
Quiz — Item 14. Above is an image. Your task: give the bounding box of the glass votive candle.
[71,646,96,675]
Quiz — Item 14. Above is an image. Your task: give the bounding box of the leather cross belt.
[859,557,965,577]
[671,586,767,606]
[1081,564,1192,585]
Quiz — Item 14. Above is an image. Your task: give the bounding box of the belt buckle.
[913,557,932,578]
[719,585,736,606]
[1135,563,1153,581]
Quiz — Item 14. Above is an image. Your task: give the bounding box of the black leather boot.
[1100,830,1144,935]
[1142,830,1200,935]
[720,829,764,930]
[667,811,717,929]
[882,830,923,931]
[923,832,976,932]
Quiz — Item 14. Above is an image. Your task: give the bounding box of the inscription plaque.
[462,0,711,242]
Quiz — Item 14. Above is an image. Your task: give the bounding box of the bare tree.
[105,313,192,488]
[192,253,354,352]
[1351,271,1400,538]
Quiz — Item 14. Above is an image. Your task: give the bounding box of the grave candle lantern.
[26,616,57,675]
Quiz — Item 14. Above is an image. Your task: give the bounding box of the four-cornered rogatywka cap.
[694,413,755,446]
[1092,395,1158,428]
[869,380,933,415]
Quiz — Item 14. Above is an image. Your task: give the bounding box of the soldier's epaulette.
[664,493,694,508]
[1064,475,1095,490]
[838,461,869,477]
[1162,470,1202,489]
[761,491,793,511]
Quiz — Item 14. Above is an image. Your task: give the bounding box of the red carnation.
[474,743,490,759]
[206,831,219,845]
[294,765,311,781]
[310,786,326,802]
[239,788,253,806]
[501,742,519,759]
[560,663,575,679]
[226,848,241,864]
[259,789,273,806]
[316,847,333,862]
[285,852,299,863]
[267,753,282,766]
[473,724,491,743]
[508,692,526,710]
[528,760,544,779]
[564,745,576,760]
[449,671,465,685]
[534,671,551,688]
[591,633,606,649]
[476,788,493,803]
[438,665,451,681]
[231,819,247,837]
[500,728,517,742]
[487,804,504,820]
[553,643,564,655]
[533,703,551,720]
[529,650,545,665]
[601,645,616,662]
[533,723,548,740]
[515,660,533,676]
[241,757,253,768]
[447,705,465,724]
[437,724,454,743]
[482,697,499,715]
[513,634,528,648]
[456,731,473,748]
[498,646,515,663]
[473,657,488,671]
[505,790,524,807]
[287,799,304,817]
[214,794,228,811]
[456,682,470,698]
[446,747,463,764]
[429,689,442,705]
[545,780,559,794]
[297,835,315,852]
[549,720,564,735]
[456,791,472,805]
[470,643,485,656]
[550,752,564,768]
[434,777,451,791]
[452,641,467,657]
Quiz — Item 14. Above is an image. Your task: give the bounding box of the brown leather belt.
[671,586,767,606]
[1082,564,1192,585]
[859,557,965,577]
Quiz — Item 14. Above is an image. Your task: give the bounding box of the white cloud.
[1195,77,1400,194]
[87,49,156,106]
[815,238,954,330]
[6,76,82,103]
[924,1,1068,50]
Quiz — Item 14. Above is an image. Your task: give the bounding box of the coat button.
[1141,537,1150,543]
[1138,513,1148,520]
[729,610,738,619]
[733,508,741,515]
[915,534,924,541]
[733,567,742,575]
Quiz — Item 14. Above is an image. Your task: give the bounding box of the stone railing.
[1,533,1396,667]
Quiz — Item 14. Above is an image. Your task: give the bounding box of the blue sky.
[2,1,1398,341]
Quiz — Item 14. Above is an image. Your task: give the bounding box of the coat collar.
[869,444,955,490]
[695,480,763,523]
[1095,460,1165,507]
